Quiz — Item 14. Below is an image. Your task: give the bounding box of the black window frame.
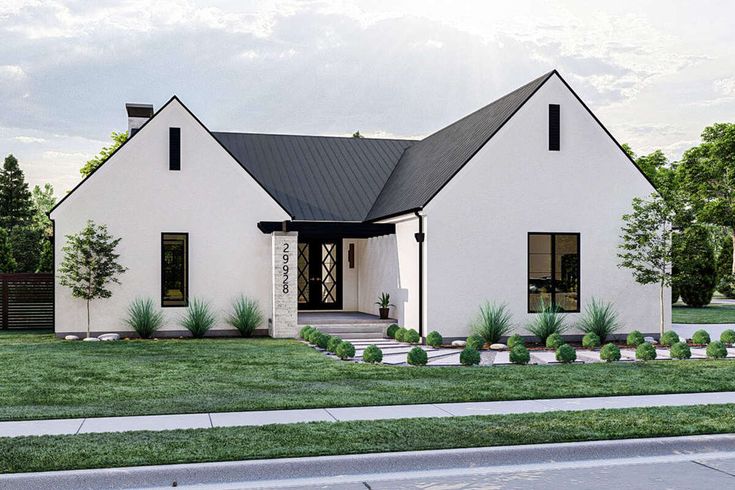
[169,127,181,171]
[548,104,560,151]
[161,232,188,308]
[527,232,580,313]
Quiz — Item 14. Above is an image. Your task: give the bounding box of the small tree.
[80,131,128,177]
[675,225,717,307]
[58,221,126,338]
[618,193,675,336]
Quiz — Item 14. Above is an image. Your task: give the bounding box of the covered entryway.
[297,239,342,310]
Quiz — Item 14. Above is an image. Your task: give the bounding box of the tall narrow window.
[528,233,579,312]
[162,233,188,307]
[169,127,181,170]
[548,104,560,151]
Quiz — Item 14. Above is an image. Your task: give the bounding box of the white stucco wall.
[50,98,290,336]
[424,74,668,339]
[342,239,359,311]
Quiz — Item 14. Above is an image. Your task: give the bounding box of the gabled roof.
[213,133,415,221]
[366,71,555,220]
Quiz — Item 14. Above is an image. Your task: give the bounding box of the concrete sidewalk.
[2,391,735,439]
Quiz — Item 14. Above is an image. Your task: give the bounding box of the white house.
[50,70,669,339]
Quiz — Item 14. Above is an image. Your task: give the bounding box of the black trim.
[549,104,560,151]
[169,127,181,171]
[527,232,580,313]
[51,218,55,333]
[258,221,394,239]
[161,232,189,308]
[415,211,424,339]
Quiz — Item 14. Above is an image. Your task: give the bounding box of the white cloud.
[14,135,45,143]
[0,64,25,79]
[714,78,735,96]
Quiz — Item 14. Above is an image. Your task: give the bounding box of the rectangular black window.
[169,127,181,170]
[548,104,560,151]
[528,233,579,312]
[162,233,188,307]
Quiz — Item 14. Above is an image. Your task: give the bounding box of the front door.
[297,239,342,310]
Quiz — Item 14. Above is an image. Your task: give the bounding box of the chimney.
[125,103,154,136]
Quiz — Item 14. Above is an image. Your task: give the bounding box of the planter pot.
[379,307,390,319]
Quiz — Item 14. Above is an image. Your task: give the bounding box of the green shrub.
[311,331,327,348]
[636,342,657,361]
[305,328,320,343]
[299,325,314,340]
[716,235,734,298]
[692,329,711,345]
[509,344,530,365]
[335,341,355,360]
[407,346,428,366]
[582,332,600,349]
[626,330,645,347]
[386,324,400,338]
[226,296,263,337]
[180,298,216,338]
[707,340,728,359]
[124,297,164,339]
[599,343,621,362]
[526,301,568,344]
[546,333,564,349]
[660,330,679,347]
[426,331,443,348]
[316,333,331,350]
[405,329,420,344]
[721,329,735,345]
[676,225,717,307]
[577,298,620,343]
[555,344,576,363]
[507,334,525,349]
[670,341,691,360]
[466,334,484,351]
[395,327,408,342]
[472,302,513,344]
[460,347,481,366]
[362,345,383,363]
[327,336,342,353]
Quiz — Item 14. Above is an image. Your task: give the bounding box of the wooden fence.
[0,273,53,330]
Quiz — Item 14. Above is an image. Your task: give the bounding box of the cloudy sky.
[1,0,733,194]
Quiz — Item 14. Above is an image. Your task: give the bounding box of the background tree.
[8,226,42,272]
[31,183,56,236]
[58,221,126,338]
[674,225,717,307]
[80,131,128,177]
[0,229,16,272]
[352,130,364,138]
[717,235,735,298]
[618,193,676,336]
[0,154,33,229]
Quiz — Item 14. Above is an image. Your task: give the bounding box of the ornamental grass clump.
[692,329,711,345]
[362,345,383,363]
[660,330,679,347]
[555,344,576,363]
[460,347,481,366]
[124,297,164,339]
[582,332,600,349]
[407,346,428,366]
[226,296,263,337]
[386,324,400,339]
[636,342,657,361]
[721,329,735,345]
[526,301,568,344]
[507,334,525,349]
[405,329,420,344]
[180,298,216,338]
[599,343,621,362]
[670,341,691,360]
[546,333,564,349]
[576,298,620,343]
[626,330,645,347]
[472,302,514,344]
[510,344,530,364]
[707,340,728,359]
[426,331,443,348]
[335,341,355,360]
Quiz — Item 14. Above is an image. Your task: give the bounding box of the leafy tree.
[717,235,735,298]
[0,229,16,272]
[674,225,717,307]
[58,221,126,338]
[618,193,676,336]
[352,130,364,138]
[37,237,53,273]
[9,226,42,273]
[80,131,128,177]
[31,183,56,237]
[0,154,33,229]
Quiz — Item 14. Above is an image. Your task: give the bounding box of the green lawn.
[672,303,735,324]
[3,332,735,421]
[2,404,735,473]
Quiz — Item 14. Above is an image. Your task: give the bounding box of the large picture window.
[162,233,188,307]
[528,233,579,313]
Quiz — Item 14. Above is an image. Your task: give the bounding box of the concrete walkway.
[2,391,735,439]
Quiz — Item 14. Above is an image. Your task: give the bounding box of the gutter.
[414,210,425,339]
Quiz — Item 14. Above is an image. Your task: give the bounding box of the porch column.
[271,231,298,338]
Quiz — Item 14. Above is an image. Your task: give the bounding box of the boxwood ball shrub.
[335,341,356,360]
[315,332,330,349]
[546,333,564,350]
[721,329,735,345]
[299,325,314,340]
[599,343,621,362]
[670,341,691,360]
[582,332,600,349]
[426,331,443,348]
[407,346,428,366]
[405,329,421,344]
[626,330,645,347]
[362,345,383,364]
[692,329,711,345]
[509,344,530,364]
[555,344,576,363]
[636,342,657,361]
[395,327,408,342]
[707,340,728,359]
[386,324,400,339]
[460,347,481,366]
[507,334,524,349]
[660,330,679,347]
[327,336,342,353]
[306,328,320,343]
[466,334,484,351]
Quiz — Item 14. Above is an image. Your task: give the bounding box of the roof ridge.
[211,130,419,143]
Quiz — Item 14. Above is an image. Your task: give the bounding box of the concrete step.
[307,324,387,334]
[338,333,389,340]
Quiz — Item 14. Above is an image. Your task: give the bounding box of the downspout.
[414,210,425,340]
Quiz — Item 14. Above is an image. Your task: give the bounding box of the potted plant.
[375,292,394,319]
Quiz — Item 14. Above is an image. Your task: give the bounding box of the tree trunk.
[659,281,665,338]
[86,299,91,339]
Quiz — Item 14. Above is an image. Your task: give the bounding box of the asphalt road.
[3,434,735,489]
